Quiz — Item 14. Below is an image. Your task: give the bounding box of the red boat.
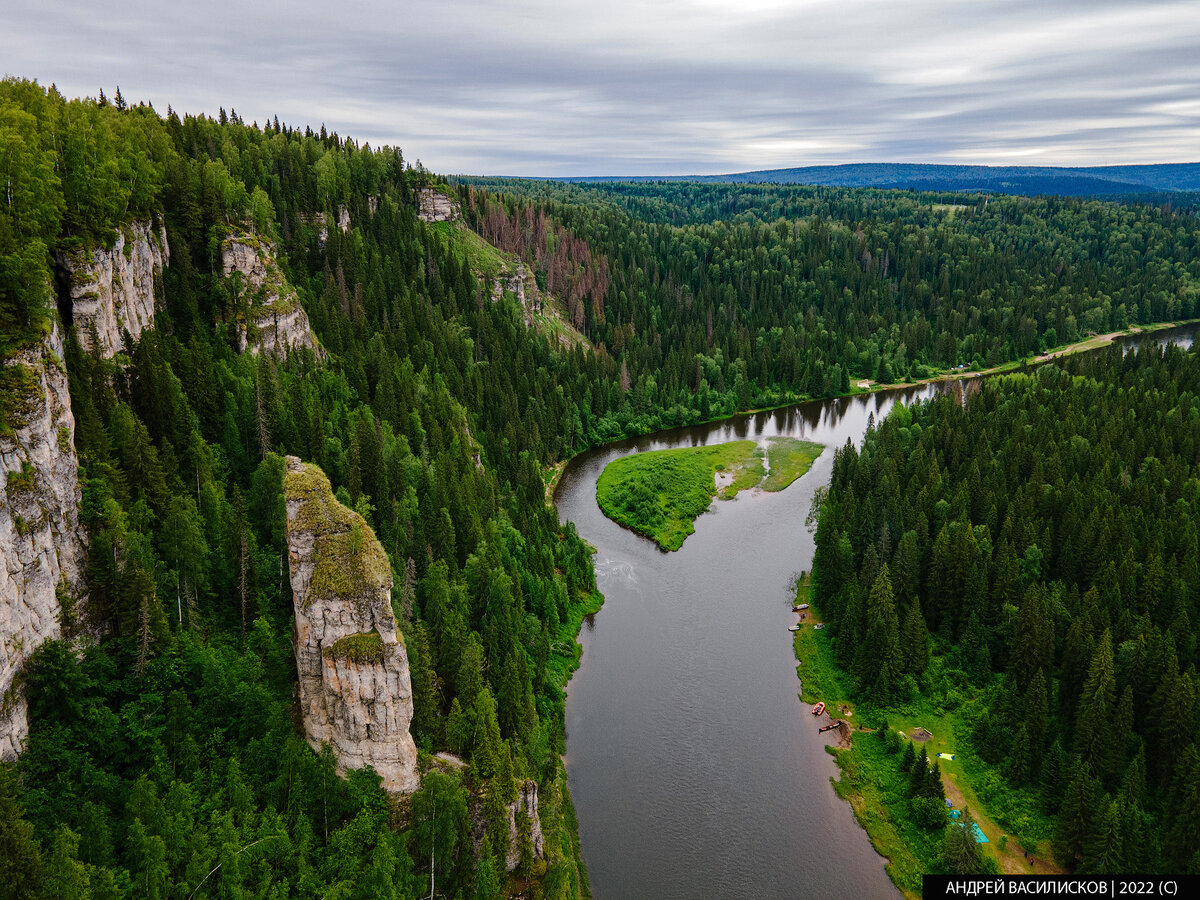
[812,701,826,716]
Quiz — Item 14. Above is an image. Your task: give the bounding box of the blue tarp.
[972,823,988,843]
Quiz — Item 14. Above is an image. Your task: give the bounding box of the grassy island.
[596,437,823,550]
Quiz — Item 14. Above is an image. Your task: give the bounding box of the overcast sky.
[5,0,1200,176]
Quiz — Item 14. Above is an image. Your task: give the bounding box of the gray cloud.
[4,0,1199,175]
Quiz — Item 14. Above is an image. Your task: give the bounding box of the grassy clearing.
[790,575,1059,895]
[427,220,515,279]
[762,437,824,492]
[597,438,824,550]
[532,295,592,351]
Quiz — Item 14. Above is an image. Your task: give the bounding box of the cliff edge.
[0,321,86,759]
[221,230,322,359]
[56,218,168,357]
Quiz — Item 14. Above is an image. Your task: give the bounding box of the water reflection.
[556,322,1198,900]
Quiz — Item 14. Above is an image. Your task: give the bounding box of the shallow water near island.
[555,324,1200,900]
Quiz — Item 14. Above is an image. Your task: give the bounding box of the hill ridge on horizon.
[540,161,1200,196]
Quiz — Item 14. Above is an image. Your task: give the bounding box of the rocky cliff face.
[505,780,545,871]
[221,231,322,359]
[471,779,546,872]
[417,188,459,223]
[56,219,168,357]
[283,456,417,793]
[1,322,86,759]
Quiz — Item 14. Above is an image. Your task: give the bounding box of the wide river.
[554,323,1198,899]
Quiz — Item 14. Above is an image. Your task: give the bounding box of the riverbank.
[594,438,823,550]
[545,318,1200,507]
[791,575,1062,898]
[861,318,1200,391]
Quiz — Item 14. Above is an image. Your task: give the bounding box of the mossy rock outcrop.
[284,456,417,792]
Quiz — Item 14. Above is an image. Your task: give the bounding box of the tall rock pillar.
[283,456,418,792]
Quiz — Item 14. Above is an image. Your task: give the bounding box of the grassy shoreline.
[595,437,823,550]
[544,318,1200,508]
[791,575,1061,897]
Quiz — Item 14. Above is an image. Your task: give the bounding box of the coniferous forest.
[3,76,1200,898]
[810,343,1200,874]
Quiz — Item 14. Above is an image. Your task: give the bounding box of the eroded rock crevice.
[0,321,86,759]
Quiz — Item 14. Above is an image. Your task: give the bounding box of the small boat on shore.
[812,701,826,716]
[788,624,801,632]
[792,603,810,611]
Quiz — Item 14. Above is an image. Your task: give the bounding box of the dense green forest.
[5,74,1200,899]
[809,342,1200,874]
[2,79,599,899]
[460,177,1200,411]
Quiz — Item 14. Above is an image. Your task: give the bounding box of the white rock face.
[221,231,322,359]
[57,219,168,357]
[0,322,85,759]
[505,780,546,872]
[283,456,417,793]
[471,778,547,872]
[492,261,543,327]
[417,188,460,223]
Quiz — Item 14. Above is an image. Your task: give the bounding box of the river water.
[555,323,1199,900]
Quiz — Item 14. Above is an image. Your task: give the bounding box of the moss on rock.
[323,631,387,663]
[284,461,392,607]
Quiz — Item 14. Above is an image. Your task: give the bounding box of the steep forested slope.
[5,75,1200,898]
[2,79,597,899]
[457,178,1200,424]
[810,343,1200,874]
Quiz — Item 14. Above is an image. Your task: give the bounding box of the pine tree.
[854,565,900,701]
[0,766,44,899]
[1024,669,1049,767]
[900,740,916,774]
[900,601,929,675]
[1081,798,1123,874]
[1055,761,1099,865]
[1075,630,1117,780]
[909,746,929,797]
[935,813,991,875]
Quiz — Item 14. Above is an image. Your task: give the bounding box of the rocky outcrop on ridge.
[417,188,459,223]
[283,456,417,793]
[0,322,86,759]
[56,219,168,357]
[221,230,322,359]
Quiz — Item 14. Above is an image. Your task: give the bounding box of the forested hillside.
[4,75,1200,899]
[810,343,1200,874]
[459,177,1200,420]
[1,79,599,899]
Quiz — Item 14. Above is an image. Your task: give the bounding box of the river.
[555,323,1199,900]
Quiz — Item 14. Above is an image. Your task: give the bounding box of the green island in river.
[595,437,823,550]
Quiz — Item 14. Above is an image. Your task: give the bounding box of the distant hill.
[567,162,1200,197]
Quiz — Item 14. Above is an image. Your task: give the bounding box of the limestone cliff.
[56,219,168,357]
[417,188,459,223]
[505,780,545,872]
[283,456,417,792]
[471,780,546,872]
[221,230,322,359]
[1,322,86,759]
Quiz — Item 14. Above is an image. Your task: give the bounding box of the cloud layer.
[5,0,1199,175]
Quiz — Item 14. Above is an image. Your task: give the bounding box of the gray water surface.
[556,324,1200,900]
